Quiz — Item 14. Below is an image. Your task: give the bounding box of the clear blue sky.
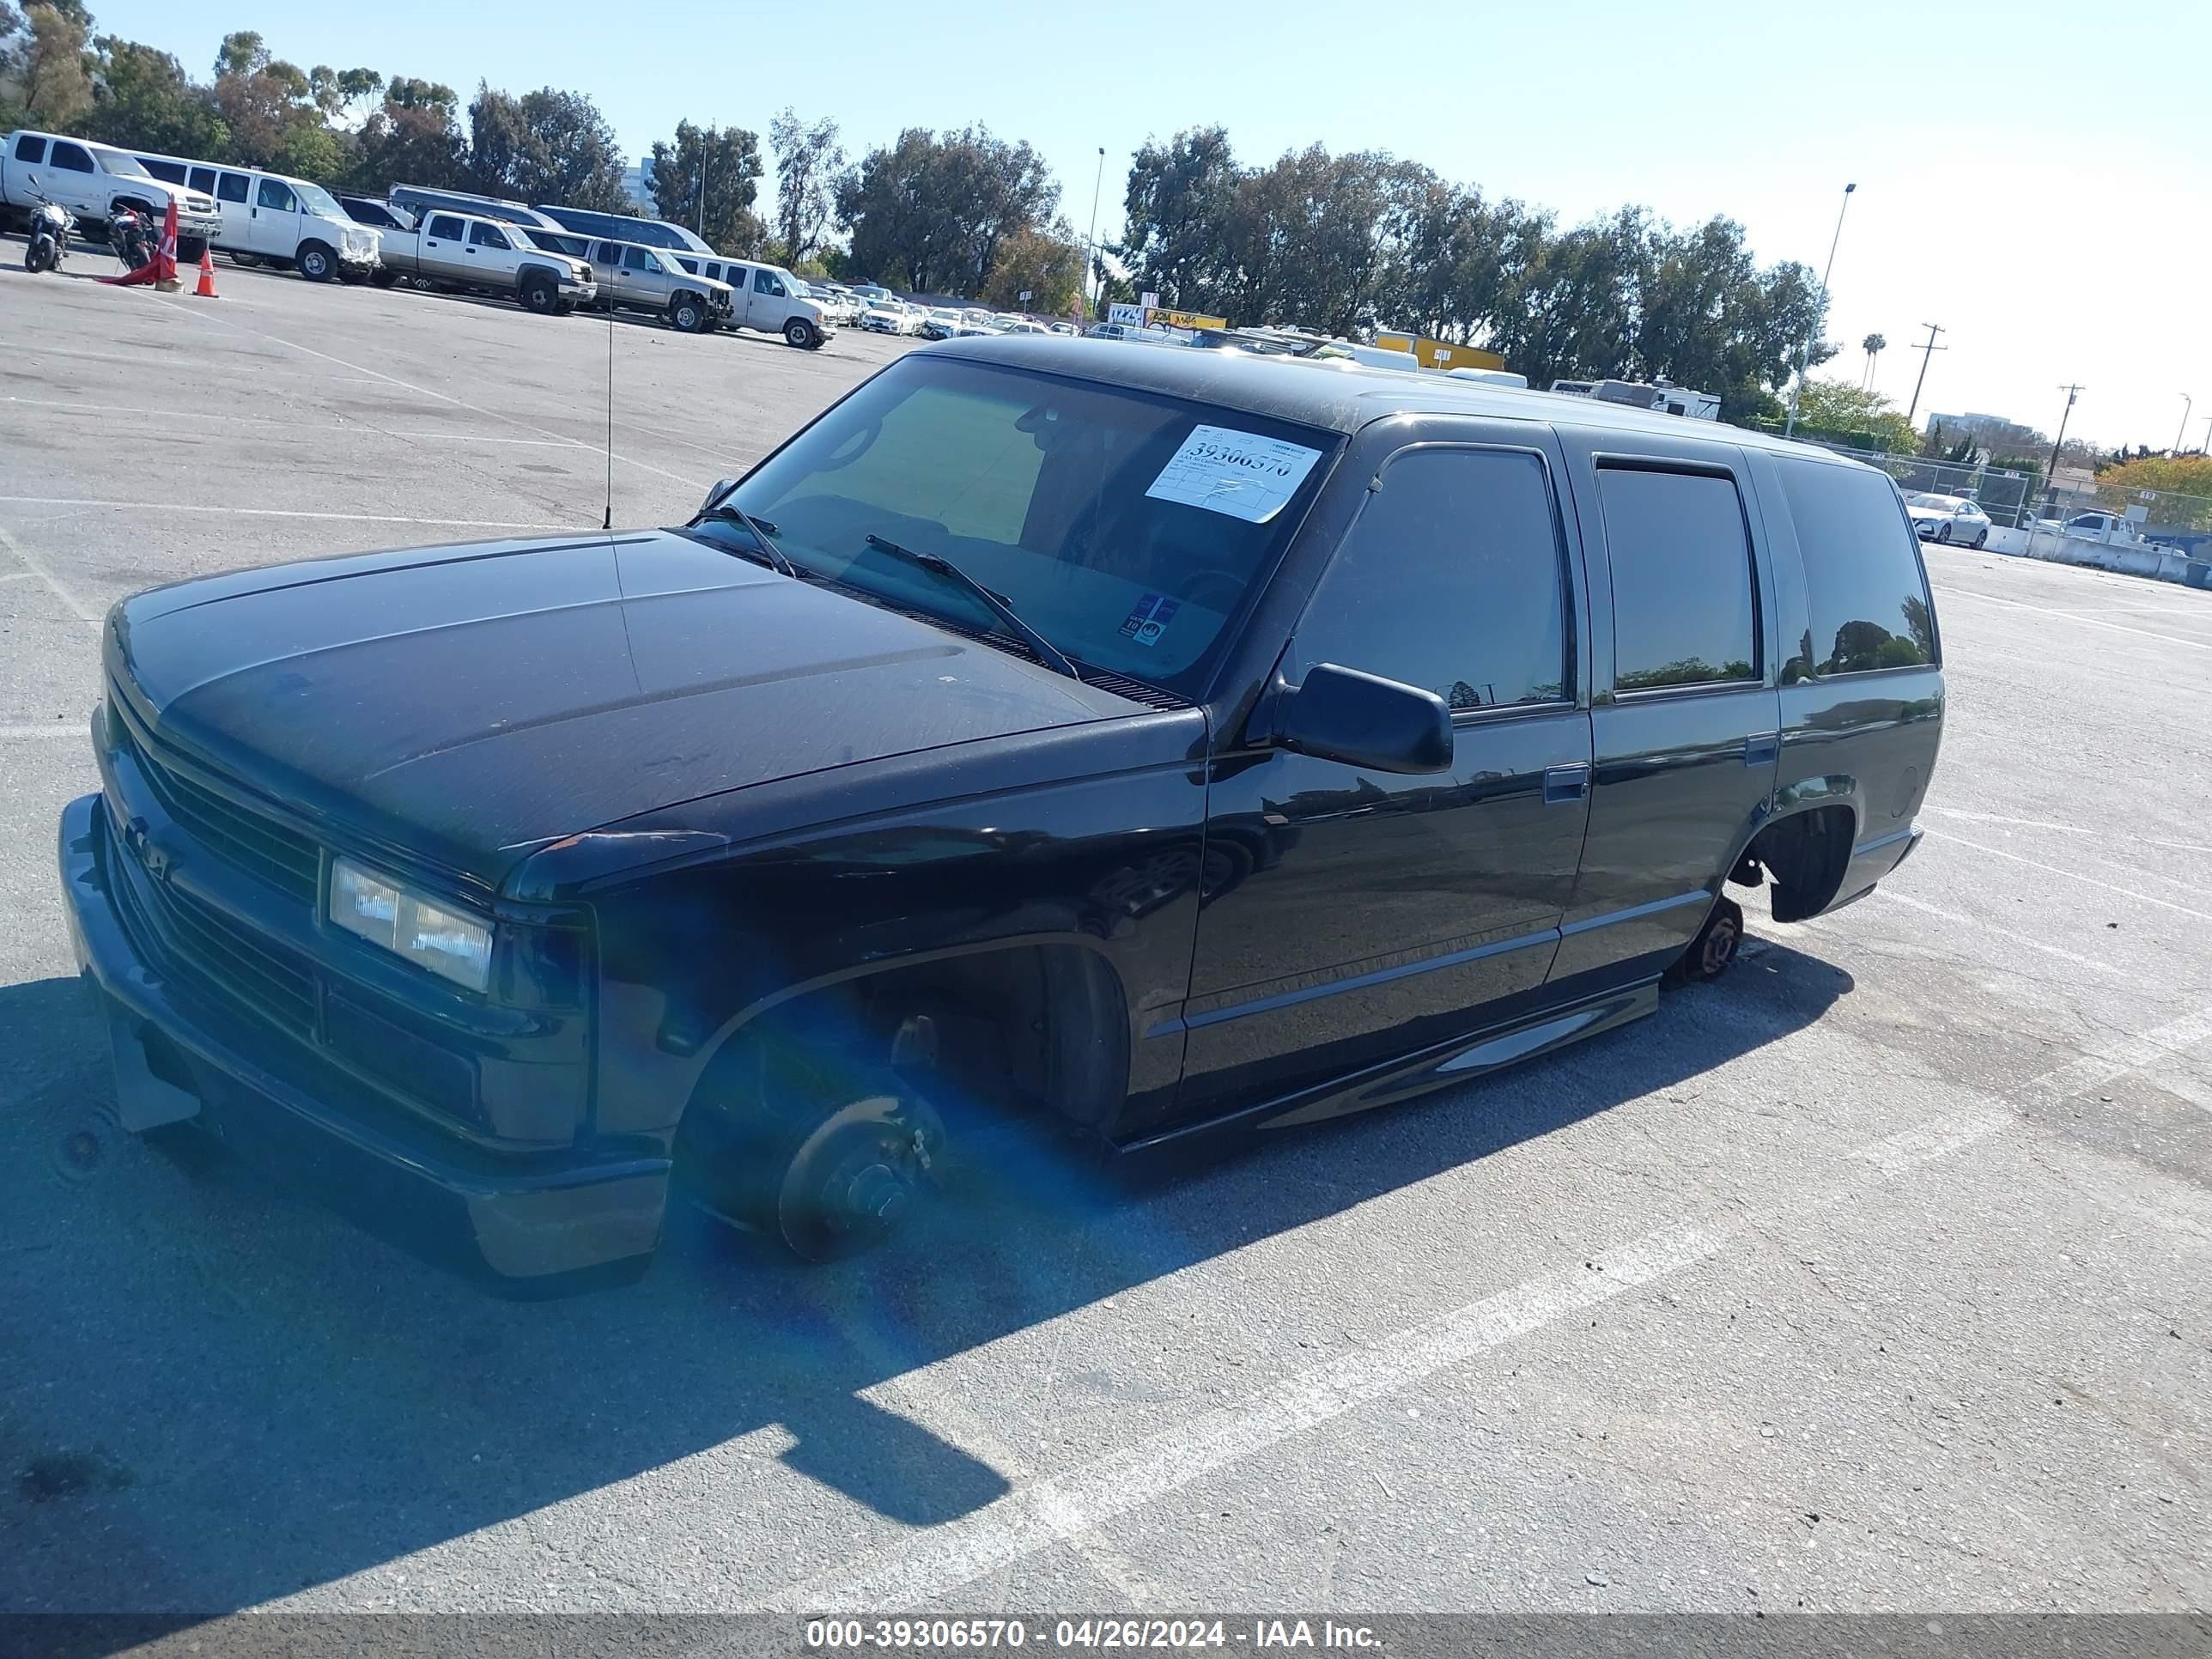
[88,0,2209,447]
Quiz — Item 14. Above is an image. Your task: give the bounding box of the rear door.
[1550,431,1782,987]
[421,213,468,278]
[592,240,629,302]
[211,170,252,246]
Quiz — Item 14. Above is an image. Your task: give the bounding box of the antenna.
[602,292,616,532]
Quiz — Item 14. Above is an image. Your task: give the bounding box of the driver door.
[249,176,300,256]
[1172,420,1595,1125]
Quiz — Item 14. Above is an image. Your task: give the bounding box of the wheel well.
[1743,805,1856,923]
[683,944,1129,1136]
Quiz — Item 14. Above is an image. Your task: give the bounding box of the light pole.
[2043,384,2082,521]
[2177,393,2194,456]
[1084,146,1105,320]
[2200,412,2211,455]
[1784,181,1855,440]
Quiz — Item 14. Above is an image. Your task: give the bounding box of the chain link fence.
[1800,441,2212,556]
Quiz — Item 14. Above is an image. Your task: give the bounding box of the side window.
[255,178,297,212]
[1776,459,1936,676]
[623,246,656,272]
[143,158,187,184]
[595,240,623,266]
[216,172,250,203]
[52,141,94,173]
[755,268,780,295]
[14,135,46,164]
[675,256,700,274]
[1293,447,1571,712]
[1597,465,1759,691]
[426,214,464,240]
[189,167,217,195]
[468,221,512,250]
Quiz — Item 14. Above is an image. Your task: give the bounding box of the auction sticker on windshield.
[1146,426,1322,523]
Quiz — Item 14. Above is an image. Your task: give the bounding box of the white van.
[670,254,835,349]
[129,149,378,281]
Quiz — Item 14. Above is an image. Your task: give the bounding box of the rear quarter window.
[1777,459,1937,675]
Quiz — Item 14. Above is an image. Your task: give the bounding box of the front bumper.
[58,793,668,1291]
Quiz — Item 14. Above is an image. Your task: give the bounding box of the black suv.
[58,339,1942,1289]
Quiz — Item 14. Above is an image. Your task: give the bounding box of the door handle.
[1744,732,1780,768]
[1543,763,1589,805]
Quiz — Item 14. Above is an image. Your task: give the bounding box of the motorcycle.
[21,177,74,275]
[108,203,156,274]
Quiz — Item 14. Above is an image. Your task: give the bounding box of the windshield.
[295,180,345,219]
[1909,494,1961,508]
[94,147,151,178]
[714,356,1339,691]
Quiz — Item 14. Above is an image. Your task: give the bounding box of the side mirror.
[1273,663,1454,775]
[698,477,740,517]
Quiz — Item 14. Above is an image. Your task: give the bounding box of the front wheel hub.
[776,1091,945,1261]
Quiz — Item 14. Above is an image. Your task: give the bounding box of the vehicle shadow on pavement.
[0,941,1850,1616]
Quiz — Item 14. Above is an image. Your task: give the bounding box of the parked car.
[860,302,920,336]
[921,307,964,340]
[665,255,836,348]
[61,338,1942,1288]
[536,204,713,258]
[999,319,1049,336]
[579,237,733,332]
[127,149,377,281]
[1049,321,1078,336]
[1905,493,1991,547]
[373,210,596,315]
[2,128,220,264]
[2058,510,2146,544]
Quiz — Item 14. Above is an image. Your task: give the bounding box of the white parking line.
[1922,828,2212,925]
[0,521,96,625]
[0,496,582,530]
[1928,805,2212,857]
[1942,586,2211,652]
[775,996,2212,1611]
[1877,890,2130,980]
[149,297,708,489]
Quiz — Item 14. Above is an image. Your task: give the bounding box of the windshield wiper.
[863,533,1079,679]
[693,501,802,580]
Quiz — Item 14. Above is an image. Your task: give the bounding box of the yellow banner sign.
[1375,333,1507,373]
[1145,307,1229,332]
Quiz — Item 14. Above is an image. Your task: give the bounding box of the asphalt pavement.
[1,247,2207,1623]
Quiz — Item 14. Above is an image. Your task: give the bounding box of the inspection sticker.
[1145,425,1322,523]
[1120,592,1180,646]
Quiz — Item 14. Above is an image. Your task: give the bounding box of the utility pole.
[2177,392,2194,457]
[2200,412,2211,455]
[1084,147,1105,320]
[1904,322,1948,428]
[2044,384,2083,521]
[1784,183,1855,439]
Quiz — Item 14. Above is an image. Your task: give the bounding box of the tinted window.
[190,167,217,195]
[142,157,187,184]
[426,215,464,240]
[732,356,1336,690]
[469,221,511,249]
[623,246,655,271]
[594,240,623,265]
[1777,459,1936,677]
[14,135,46,164]
[255,178,296,211]
[52,142,93,173]
[216,172,249,203]
[1599,465,1758,690]
[1292,447,1569,711]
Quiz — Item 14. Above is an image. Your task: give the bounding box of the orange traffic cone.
[194,247,218,299]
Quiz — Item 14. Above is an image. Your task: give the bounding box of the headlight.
[330,856,494,992]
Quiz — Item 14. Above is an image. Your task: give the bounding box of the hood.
[111,531,1148,892]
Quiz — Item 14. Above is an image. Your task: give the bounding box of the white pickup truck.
[367,206,597,317]
[3,128,222,264]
